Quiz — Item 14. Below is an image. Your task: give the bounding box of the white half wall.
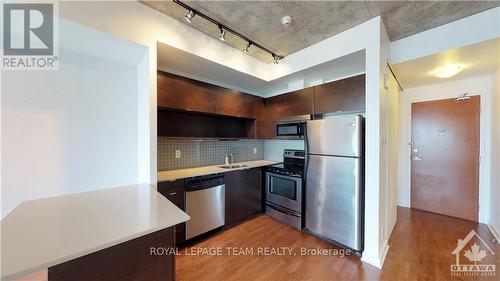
[1,19,148,218]
[490,67,500,236]
[397,75,494,224]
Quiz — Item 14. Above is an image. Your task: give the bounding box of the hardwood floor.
[177,207,499,281]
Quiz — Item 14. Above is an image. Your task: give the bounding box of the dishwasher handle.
[186,174,225,192]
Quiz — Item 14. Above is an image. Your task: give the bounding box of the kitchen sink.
[218,164,249,169]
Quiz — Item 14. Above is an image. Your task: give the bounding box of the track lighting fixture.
[272,54,280,64]
[174,0,284,62]
[219,27,226,41]
[184,10,195,23]
[243,41,251,53]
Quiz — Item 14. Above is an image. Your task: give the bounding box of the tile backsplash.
[263,140,305,162]
[158,138,264,171]
[158,138,305,171]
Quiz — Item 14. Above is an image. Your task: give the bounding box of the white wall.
[490,67,500,237]
[1,20,147,217]
[397,75,493,223]
[385,72,399,242]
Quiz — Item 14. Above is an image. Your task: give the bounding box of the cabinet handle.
[169,192,177,195]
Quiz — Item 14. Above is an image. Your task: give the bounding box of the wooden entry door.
[410,96,480,221]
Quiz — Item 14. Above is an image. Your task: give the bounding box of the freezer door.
[306,115,363,157]
[305,154,362,251]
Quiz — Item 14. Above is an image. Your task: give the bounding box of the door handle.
[413,156,422,161]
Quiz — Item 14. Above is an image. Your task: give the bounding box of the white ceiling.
[393,38,500,89]
[157,42,365,97]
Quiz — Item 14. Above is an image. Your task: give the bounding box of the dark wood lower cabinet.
[224,168,263,227]
[158,180,186,245]
[48,227,175,281]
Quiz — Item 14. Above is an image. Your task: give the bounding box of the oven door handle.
[266,202,300,217]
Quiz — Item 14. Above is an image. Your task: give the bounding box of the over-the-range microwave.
[275,115,311,139]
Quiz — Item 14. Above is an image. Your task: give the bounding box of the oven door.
[265,172,302,212]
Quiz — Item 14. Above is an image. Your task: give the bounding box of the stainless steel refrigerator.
[305,115,364,252]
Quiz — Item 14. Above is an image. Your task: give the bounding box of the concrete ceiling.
[393,38,500,89]
[141,1,500,63]
[157,41,365,97]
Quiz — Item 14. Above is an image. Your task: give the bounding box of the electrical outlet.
[253,147,257,154]
[175,150,181,159]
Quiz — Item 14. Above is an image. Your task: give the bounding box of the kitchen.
[1,1,499,281]
[156,67,366,250]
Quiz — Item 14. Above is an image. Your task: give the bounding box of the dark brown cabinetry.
[224,168,263,226]
[216,89,259,118]
[157,71,217,114]
[48,227,175,281]
[272,88,314,119]
[313,74,366,114]
[158,180,186,245]
[157,71,365,139]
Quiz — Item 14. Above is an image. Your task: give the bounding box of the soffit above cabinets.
[141,1,500,63]
[157,42,365,97]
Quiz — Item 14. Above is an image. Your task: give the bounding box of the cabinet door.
[224,169,262,226]
[273,87,314,119]
[216,89,259,118]
[157,71,217,114]
[313,74,365,114]
[256,99,275,139]
[157,180,186,245]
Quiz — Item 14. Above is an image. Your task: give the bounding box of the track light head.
[272,54,281,64]
[184,10,195,23]
[219,27,226,41]
[243,42,251,53]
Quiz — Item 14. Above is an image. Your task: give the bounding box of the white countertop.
[157,160,278,182]
[0,184,190,280]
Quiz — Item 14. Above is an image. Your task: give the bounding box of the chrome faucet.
[225,150,234,165]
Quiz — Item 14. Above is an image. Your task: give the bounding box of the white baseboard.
[361,240,390,269]
[487,224,500,242]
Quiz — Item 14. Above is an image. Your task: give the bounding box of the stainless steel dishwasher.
[185,174,225,239]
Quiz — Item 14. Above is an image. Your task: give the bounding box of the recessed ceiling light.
[434,64,463,78]
[184,10,195,23]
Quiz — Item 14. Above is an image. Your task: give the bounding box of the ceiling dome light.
[434,64,463,78]
[219,27,226,41]
[243,41,251,53]
[184,10,195,23]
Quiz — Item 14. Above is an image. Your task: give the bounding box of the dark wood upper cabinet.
[216,89,259,118]
[157,71,218,114]
[157,70,261,119]
[313,74,366,114]
[271,87,314,119]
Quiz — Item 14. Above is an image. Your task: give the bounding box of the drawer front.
[158,180,185,193]
[163,191,185,210]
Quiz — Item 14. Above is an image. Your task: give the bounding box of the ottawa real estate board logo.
[2,2,58,70]
[450,229,496,277]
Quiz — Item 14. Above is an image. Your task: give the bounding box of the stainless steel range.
[265,149,305,229]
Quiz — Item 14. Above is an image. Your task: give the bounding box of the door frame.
[401,77,493,223]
